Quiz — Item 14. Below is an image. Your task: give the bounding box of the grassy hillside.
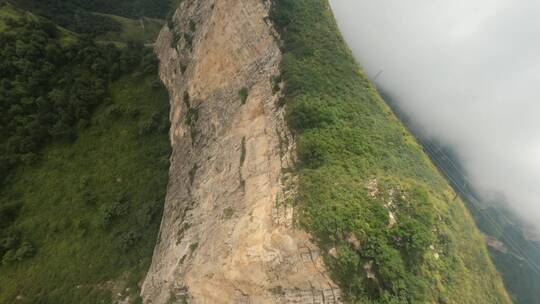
[0,3,76,43]
[270,1,511,303]
[0,4,170,303]
[380,58,540,304]
[416,134,540,304]
[12,0,171,19]
[94,13,163,46]
[0,73,170,304]
[10,0,173,36]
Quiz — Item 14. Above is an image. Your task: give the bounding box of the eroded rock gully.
[141,0,341,303]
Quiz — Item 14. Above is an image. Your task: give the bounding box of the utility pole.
[373,70,383,81]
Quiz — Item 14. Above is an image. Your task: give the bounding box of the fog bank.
[330,0,540,229]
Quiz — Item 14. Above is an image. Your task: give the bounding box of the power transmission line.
[370,71,540,275]
[422,136,540,249]
[422,139,540,275]
[420,137,540,276]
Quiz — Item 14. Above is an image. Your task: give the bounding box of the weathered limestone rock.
[141,0,341,303]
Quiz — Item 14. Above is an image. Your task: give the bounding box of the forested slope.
[270,1,511,303]
[0,3,171,303]
[11,0,173,35]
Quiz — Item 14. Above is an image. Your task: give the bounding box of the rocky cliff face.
[141,0,341,303]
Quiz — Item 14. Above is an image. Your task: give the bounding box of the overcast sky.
[329,0,540,229]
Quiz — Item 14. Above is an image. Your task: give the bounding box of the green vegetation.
[0,7,159,185]
[0,73,170,304]
[383,83,540,304]
[0,3,19,30]
[0,3,171,303]
[94,13,163,46]
[271,0,511,303]
[421,138,540,304]
[11,0,173,36]
[223,207,235,219]
[0,3,76,44]
[189,242,199,252]
[492,242,540,304]
[189,164,198,186]
[239,87,249,105]
[182,91,199,144]
[0,11,101,184]
[11,0,120,36]
[240,137,247,166]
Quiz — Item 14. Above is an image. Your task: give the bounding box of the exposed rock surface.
[485,235,509,254]
[141,0,340,303]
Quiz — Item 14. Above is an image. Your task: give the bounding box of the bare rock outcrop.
[141,0,340,303]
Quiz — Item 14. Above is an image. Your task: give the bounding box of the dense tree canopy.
[0,13,157,185]
[0,1,168,301]
[0,10,162,287]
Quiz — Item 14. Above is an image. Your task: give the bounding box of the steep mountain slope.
[382,87,540,304]
[431,145,540,304]
[11,0,173,35]
[0,0,514,303]
[0,3,171,303]
[143,0,511,303]
[419,138,540,304]
[142,0,340,303]
[269,1,510,302]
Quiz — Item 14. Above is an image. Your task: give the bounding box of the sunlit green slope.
[270,1,512,303]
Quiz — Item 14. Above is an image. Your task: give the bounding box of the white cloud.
[330,0,540,228]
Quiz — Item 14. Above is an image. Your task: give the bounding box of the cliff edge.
[143,0,512,303]
[141,0,340,303]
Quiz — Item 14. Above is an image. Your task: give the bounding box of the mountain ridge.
[141,0,511,303]
[0,0,515,303]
